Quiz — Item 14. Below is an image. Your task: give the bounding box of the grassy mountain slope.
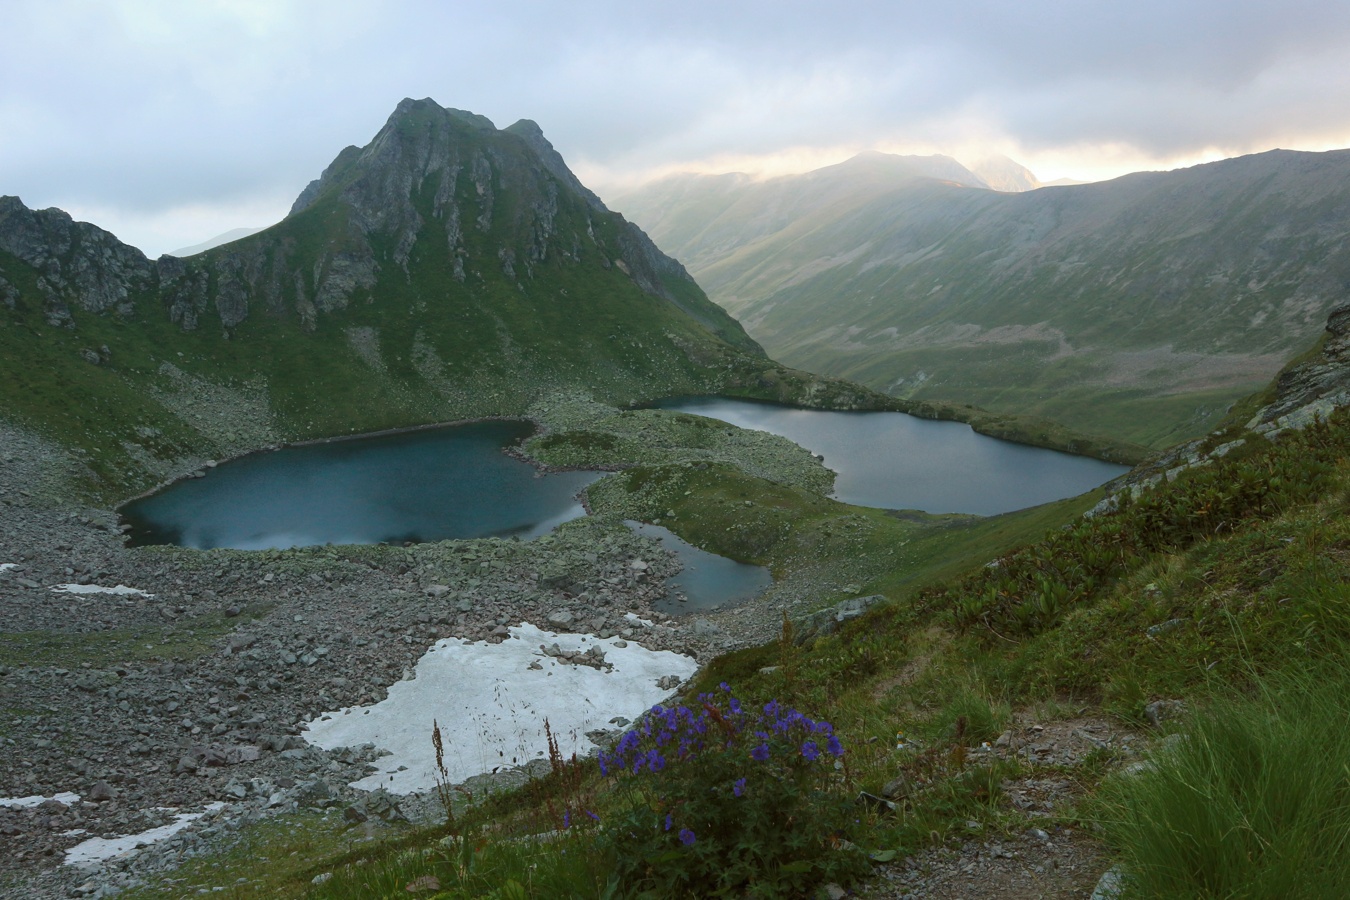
[614,149,1350,448]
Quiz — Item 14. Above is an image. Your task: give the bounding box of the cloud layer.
[4,0,1349,255]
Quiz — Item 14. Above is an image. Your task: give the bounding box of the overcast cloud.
[4,0,1350,256]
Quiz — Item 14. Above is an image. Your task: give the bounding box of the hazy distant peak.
[168,226,266,258]
[819,151,988,189]
[965,154,1042,192]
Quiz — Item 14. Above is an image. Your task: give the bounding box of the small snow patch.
[303,623,697,794]
[1,791,81,809]
[63,803,224,869]
[0,563,18,573]
[51,583,154,597]
[624,612,655,627]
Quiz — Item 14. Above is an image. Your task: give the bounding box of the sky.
[4,0,1350,257]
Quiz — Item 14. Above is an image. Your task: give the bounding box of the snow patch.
[624,612,655,627]
[51,583,154,597]
[302,622,697,794]
[63,803,225,869]
[1,791,81,808]
[0,563,18,573]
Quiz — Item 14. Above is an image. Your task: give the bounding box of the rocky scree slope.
[0,98,774,500]
[614,148,1350,448]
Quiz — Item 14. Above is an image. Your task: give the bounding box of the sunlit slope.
[616,149,1350,447]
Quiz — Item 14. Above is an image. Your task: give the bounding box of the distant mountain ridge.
[613,147,1350,447]
[608,151,992,277]
[168,227,267,258]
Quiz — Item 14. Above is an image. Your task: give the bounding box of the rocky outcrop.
[504,118,608,212]
[0,195,153,325]
[1248,302,1350,433]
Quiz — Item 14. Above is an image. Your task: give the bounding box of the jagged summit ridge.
[0,96,753,350]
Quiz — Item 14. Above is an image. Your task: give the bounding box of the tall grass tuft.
[1095,658,1350,898]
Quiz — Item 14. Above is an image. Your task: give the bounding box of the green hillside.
[614,149,1350,448]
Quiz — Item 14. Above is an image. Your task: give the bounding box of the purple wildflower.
[564,809,571,829]
[647,749,666,772]
[586,810,600,822]
[752,742,770,762]
[665,813,673,832]
[679,828,696,846]
[827,734,844,758]
[733,777,746,797]
[801,740,820,761]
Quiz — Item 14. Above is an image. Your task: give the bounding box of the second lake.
[655,397,1130,516]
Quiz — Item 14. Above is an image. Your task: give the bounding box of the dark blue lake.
[121,421,600,550]
[654,397,1130,516]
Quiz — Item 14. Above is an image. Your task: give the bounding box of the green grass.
[1095,656,1350,898]
[114,810,395,900]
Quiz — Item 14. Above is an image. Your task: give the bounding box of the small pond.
[654,397,1130,516]
[625,521,773,614]
[120,421,601,550]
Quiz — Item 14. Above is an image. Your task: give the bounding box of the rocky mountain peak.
[965,154,1042,192]
[504,118,608,212]
[3,97,758,357]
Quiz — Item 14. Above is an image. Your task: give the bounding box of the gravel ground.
[859,716,1134,900]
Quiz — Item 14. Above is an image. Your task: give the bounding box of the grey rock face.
[1253,302,1350,427]
[795,594,887,643]
[504,118,608,213]
[0,195,153,320]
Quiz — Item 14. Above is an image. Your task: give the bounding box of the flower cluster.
[595,684,865,896]
[598,683,844,779]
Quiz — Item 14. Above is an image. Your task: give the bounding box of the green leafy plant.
[595,685,869,898]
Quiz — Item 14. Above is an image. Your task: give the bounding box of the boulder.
[795,595,887,643]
